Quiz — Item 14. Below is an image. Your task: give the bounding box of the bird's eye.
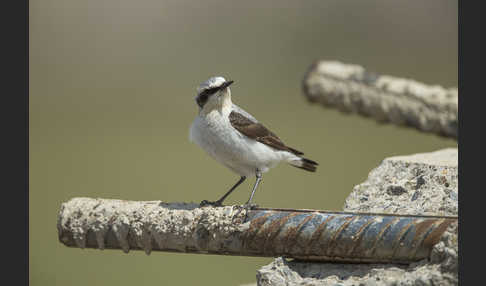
[202,87,220,96]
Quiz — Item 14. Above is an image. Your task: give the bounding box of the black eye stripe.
[200,86,220,97]
[196,86,222,108]
[196,93,208,107]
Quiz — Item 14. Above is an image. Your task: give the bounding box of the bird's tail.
[288,157,318,172]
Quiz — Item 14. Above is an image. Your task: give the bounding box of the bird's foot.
[199,200,223,207]
[232,203,259,222]
[242,203,259,210]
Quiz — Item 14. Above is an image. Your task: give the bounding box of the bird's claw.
[242,203,259,210]
[199,200,223,207]
[232,203,259,222]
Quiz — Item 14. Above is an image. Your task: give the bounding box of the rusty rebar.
[57,198,457,264]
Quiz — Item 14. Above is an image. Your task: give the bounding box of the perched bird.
[189,76,318,208]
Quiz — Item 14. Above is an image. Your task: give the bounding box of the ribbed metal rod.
[302,60,458,139]
[57,198,457,264]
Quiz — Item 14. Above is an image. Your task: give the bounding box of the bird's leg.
[233,171,263,221]
[243,170,262,210]
[200,176,246,207]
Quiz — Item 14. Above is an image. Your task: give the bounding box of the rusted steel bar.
[57,198,457,264]
[302,60,458,139]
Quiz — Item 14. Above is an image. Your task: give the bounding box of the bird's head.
[195,76,234,111]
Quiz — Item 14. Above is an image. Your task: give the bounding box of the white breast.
[189,110,292,177]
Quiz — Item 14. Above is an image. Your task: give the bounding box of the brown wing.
[229,111,304,156]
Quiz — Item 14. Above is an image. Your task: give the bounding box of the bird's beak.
[219,80,234,90]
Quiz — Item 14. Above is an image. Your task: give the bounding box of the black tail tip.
[293,158,318,172]
[302,158,318,166]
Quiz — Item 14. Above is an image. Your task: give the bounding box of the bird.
[189,76,318,209]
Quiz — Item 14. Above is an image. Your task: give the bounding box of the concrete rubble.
[256,148,458,286]
[57,200,250,255]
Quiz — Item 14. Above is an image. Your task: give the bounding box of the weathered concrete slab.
[344,148,458,216]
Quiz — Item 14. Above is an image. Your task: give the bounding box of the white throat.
[200,88,233,117]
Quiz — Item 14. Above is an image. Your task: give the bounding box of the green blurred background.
[30,0,457,285]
